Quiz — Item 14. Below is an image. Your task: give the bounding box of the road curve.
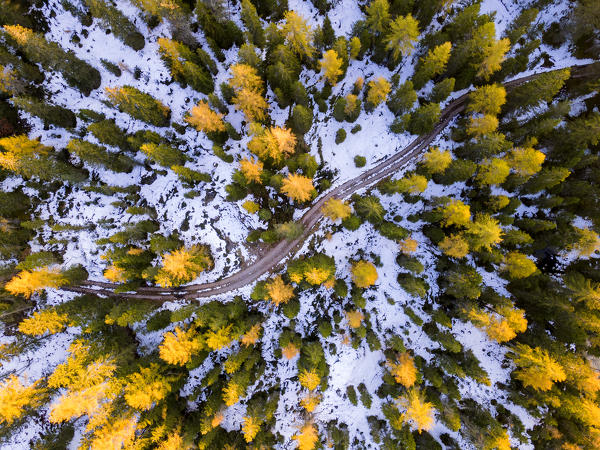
[62,63,597,302]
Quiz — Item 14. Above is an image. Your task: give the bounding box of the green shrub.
[354,155,366,167]
[335,128,347,144]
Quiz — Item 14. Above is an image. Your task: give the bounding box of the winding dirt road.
[62,63,598,302]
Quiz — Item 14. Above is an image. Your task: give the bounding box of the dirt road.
[63,63,597,302]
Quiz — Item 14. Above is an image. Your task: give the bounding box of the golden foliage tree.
[420,147,452,174]
[159,327,200,366]
[242,416,261,443]
[465,214,503,251]
[478,38,511,79]
[365,0,390,34]
[387,353,417,387]
[0,375,42,425]
[205,324,235,351]
[417,41,452,79]
[293,422,319,450]
[18,309,69,336]
[186,101,226,134]
[0,135,50,177]
[266,275,295,306]
[241,323,262,346]
[351,260,378,288]
[322,198,352,221]
[396,388,435,433]
[103,264,127,283]
[229,64,268,121]
[300,392,321,412]
[346,310,365,328]
[319,49,343,85]
[503,252,537,279]
[123,364,172,410]
[281,173,315,202]
[281,11,314,58]
[399,237,418,255]
[248,126,297,162]
[467,84,507,116]
[476,158,510,186]
[511,344,566,391]
[282,342,300,360]
[5,266,68,298]
[299,369,321,391]
[439,199,471,228]
[571,227,600,257]
[155,245,213,287]
[239,157,263,183]
[508,147,545,177]
[367,77,391,106]
[385,14,419,60]
[438,234,469,258]
[467,114,498,136]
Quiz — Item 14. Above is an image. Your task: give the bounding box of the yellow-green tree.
[571,227,600,257]
[467,84,507,115]
[465,214,503,251]
[365,0,390,34]
[511,344,566,391]
[159,327,201,366]
[351,260,378,288]
[319,49,343,85]
[478,37,511,79]
[508,147,545,176]
[438,234,469,258]
[476,158,510,186]
[248,126,297,162]
[367,77,391,106]
[0,135,50,178]
[467,115,498,137]
[239,157,263,183]
[280,11,314,58]
[439,199,471,227]
[413,42,451,88]
[281,173,315,202]
[385,14,419,60]
[322,198,352,221]
[420,147,452,174]
[503,252,537,279]
[18,309,69,336]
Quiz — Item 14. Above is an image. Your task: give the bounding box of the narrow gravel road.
[63,63,597,302]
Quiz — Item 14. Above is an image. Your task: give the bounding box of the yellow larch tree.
[242,416,261,443]
[266,275,295,306]
[344,93,360,115]
[396,388,435,433]
[239,157,263,184]
[0,135,50,177]
[123,364,172,410]
[205,324,235,351]
[319,49,343,85]
[478,37,511,79]
[416,41,452,81]
[88,414,138,450]
[18,309,69,336]
[248,126,297,162]
[467,114,499,136]
[420,147,452,174]
[572,227,600,257]
[467,84,507,116]
[229,63,263,92]
[159,327,201,366]
[0,375,42,425]
[503,252,537,279]
[155,245,212,287]
[398,173,428,194]
[5,266,68,298]
[367,77,391,106]
[399,237,418,255]
[439,199,471,228]
[484,430,511,450]
[299,369,321,391]
[508,147,545,177]
[223,380,245,406]
[186,100,226,134]
[241,323,262,346]
[387,353,417,387]
[293,423,319,450]
[229,63,268,121]
[385,14,420,60]
[281,173,315,202]
[103,264,127,283]
[511,344,566,391]
[438,234,469,258]
[322,198,352,221]
[281,11,314,58]
[351,260,378,288]
[346,310,365,329]
[476,158,510,186]
[465,214,503,251]
[282,342,300,359]
[301,392,321,413]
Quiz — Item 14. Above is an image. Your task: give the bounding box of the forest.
[0,0,600,448]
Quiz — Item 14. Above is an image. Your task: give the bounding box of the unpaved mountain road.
[63,63,598,302]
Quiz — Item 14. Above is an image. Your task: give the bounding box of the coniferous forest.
[1,0,600,448]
